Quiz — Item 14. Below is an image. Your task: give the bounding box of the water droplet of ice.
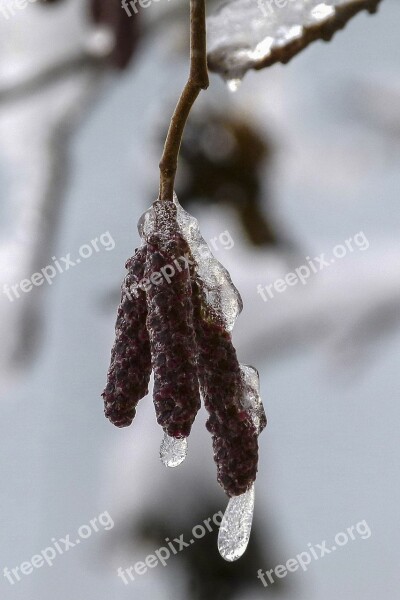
[85,25,115,58]
[160,434,187,468]
[218,484,255,561]
[226,78,242,92]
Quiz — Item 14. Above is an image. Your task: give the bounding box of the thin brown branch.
[159,0,209,202]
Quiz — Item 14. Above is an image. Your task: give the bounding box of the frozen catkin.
[192,280,262,497]
[102,195,267,560]
[143,201,201,438]
[102,246,152,427]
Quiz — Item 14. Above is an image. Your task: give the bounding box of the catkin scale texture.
[192,282,259,497]
[144,202,201,438]
[102,246,151,427]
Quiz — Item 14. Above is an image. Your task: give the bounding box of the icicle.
[218,484,255,561]
[226,78,242,92]
[160,433,188,468]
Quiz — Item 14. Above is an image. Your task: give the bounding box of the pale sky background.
[0,1,399,599]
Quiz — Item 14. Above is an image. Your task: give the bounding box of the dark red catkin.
[192,280,265,497]
[144,201,201,439]
[102,246,152,427]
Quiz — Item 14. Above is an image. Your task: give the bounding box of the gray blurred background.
[0,0,399,598]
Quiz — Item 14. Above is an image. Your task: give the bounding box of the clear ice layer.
[218,484,255,561]
[160,433,188,468]
[173,194,243,332]
[207,0,380,81]
[139,194,243,332]
[240,365,266,434]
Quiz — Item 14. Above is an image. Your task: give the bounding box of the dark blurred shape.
[133,502,287,599]
[178,113,290,249]
[38,0,141,70]
[90,0,141,69]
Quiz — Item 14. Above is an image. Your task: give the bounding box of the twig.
[159,0,209,202]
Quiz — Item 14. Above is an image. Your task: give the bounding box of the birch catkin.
[102,246,152,427]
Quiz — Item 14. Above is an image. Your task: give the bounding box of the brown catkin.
[144,202,201,438]
[192,280,260,497]
[102,246,152,427]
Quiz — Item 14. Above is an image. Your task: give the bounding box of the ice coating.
[143,201,201,439]
[160,433,188,468]
[218,484,255,561]
[173,194,243,332]
[226,78,242,93]
[139,195,242,332]
[192,278,262,497]
[140,194,244,331]
[139,196,266,558]
[207,0,382,82]
[216,367,264,561]
[240,365,267,434]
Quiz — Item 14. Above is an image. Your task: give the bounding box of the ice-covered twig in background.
[207,0,382,87]
[0,26,109,382]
